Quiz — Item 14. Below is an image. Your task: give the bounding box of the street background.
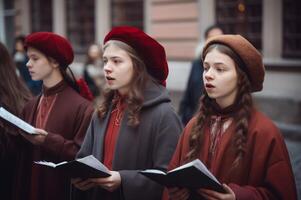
[1,0,300,198]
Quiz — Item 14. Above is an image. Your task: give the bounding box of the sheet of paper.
[0,107,36,134]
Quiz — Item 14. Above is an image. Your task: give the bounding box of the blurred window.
[282,0,301,59]
[66,0,95,54]
[111,0,144,30]
[216,0,262,50]
[30,0,52,32]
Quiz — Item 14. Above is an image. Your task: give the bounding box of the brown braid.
[231,67,252,168]
[186,44,253,169]
[186,93,213,161]
[97,40,152,127]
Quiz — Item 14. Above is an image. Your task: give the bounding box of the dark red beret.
[25,32,74,69]
[202,34,265,92]
[104,26,168,86]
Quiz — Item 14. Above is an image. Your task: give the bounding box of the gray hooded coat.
[72,81,183,200]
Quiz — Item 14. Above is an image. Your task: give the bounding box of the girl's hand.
[71,178,96,191]
[89,171,121,192]
[198,184,236,200]
[21,128,48,145]
[168,187,190,200]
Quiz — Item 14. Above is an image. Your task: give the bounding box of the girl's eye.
[203,66,209,71]
[103,59,108,64]
[216,67,224,72]
[113,59,121,64]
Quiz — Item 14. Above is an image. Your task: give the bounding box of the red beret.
[104,26,168,86]
[25,32,74,69]
[202,34,265,92]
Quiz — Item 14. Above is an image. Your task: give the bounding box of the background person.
[179,25,223,125]
[83,43,105,98]
[13,35,42,95]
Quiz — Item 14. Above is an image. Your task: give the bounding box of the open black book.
[140,159,225,193]
[34,155,111,179]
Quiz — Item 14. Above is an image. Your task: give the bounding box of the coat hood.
[142,80,171,108]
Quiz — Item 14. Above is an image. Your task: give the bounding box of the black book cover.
[140,159,226,193]
[34,155,111,179]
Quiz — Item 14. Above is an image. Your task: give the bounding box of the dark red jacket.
[13,81,94,200]
[163,109,297,200]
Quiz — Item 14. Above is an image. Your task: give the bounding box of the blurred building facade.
[0,0,301,127]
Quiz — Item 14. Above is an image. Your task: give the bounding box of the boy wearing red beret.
[163,35,297,200]
[13,32,94,200]
[71,26,182,200]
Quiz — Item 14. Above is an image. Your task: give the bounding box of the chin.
[206,93,219,99]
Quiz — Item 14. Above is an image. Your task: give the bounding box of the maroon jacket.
[163,109,297,200]
[13,81,94,200]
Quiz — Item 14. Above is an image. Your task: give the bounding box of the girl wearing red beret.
[0,41,31,200]
[13,32,94,200]
[71,26,182,200]
[163,35,297,200]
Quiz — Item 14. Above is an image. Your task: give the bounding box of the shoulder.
[178,117,197,142]
[248,109,283,142]
[143,101,180,123]
[61,86,93,107]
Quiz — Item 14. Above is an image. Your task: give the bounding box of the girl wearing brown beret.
[163,35,297,200]
[13,32,94,200]
[71,26,182,200]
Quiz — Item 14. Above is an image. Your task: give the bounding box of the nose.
[103,62,112,74]
[204,68,214,81]
[26,60,32,68]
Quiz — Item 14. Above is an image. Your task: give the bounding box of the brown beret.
[202,34,265,92]
[25,32,74,70]
[104,26,168,86]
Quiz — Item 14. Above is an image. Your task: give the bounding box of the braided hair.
[186,44,253,169]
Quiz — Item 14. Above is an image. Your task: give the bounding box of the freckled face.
[203,48,238,108]
[103,44,134,95]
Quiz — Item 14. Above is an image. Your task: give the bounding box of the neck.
[215,94,237,109]
[43,72,63,88]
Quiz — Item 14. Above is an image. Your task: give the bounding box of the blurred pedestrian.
[164,35,297,200]
[13,32,94,200]
[83,43,105,97]
[13,35,42,95]
[0,41,31,200]
[179,25,223,125]
[72,26,182,200]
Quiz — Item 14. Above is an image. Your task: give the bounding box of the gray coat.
[73,81,182,200]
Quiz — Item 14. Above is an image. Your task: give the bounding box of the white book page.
[169,159,220,184]
[34,160,68,168]
[0,107,36,134]
[169,160,196,173]
[77,155,110,174]
[141,169,166,175]
[193,160,220,184]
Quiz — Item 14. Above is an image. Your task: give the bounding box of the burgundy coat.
[13,82,94,200]
[163,109,297,200]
